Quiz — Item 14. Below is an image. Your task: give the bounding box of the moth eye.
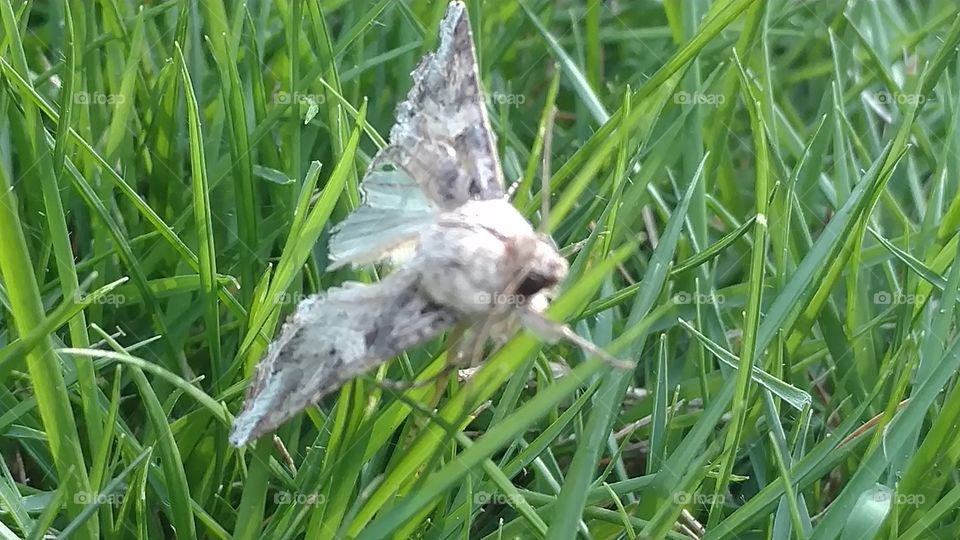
[516,272,552,297]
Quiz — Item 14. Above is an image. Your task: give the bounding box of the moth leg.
[455,325,495,369]
[369,362,455,394]
[374,372,451,392]
[370,325,470,392]
[518,309,633,370]
[460,296,536,369]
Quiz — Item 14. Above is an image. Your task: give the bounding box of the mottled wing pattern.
[229,269,459,447]
[390,1,505,207]
[326,2,503,269]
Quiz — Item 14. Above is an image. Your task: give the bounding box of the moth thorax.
[415,199,569,316]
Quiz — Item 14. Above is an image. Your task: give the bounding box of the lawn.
[1,0,960,538]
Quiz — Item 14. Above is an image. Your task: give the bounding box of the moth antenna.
[519,309,633,370]
[539,104,557,233]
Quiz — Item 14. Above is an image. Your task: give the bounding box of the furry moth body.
[230,1,613,447]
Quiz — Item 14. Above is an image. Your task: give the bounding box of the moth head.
[514,233,569,299]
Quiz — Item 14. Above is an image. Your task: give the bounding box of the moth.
[229,1,624,447]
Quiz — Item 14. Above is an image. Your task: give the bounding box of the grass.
[1,0,960,538]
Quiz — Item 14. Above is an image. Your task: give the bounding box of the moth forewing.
[228,269,458,447]
[327,0,502,268]
[386,1,505,208]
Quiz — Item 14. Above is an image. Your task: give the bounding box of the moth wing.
[327,3,499,267]
[327,160,437,269]
[386,0,505,208]
[229,269,458,447]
